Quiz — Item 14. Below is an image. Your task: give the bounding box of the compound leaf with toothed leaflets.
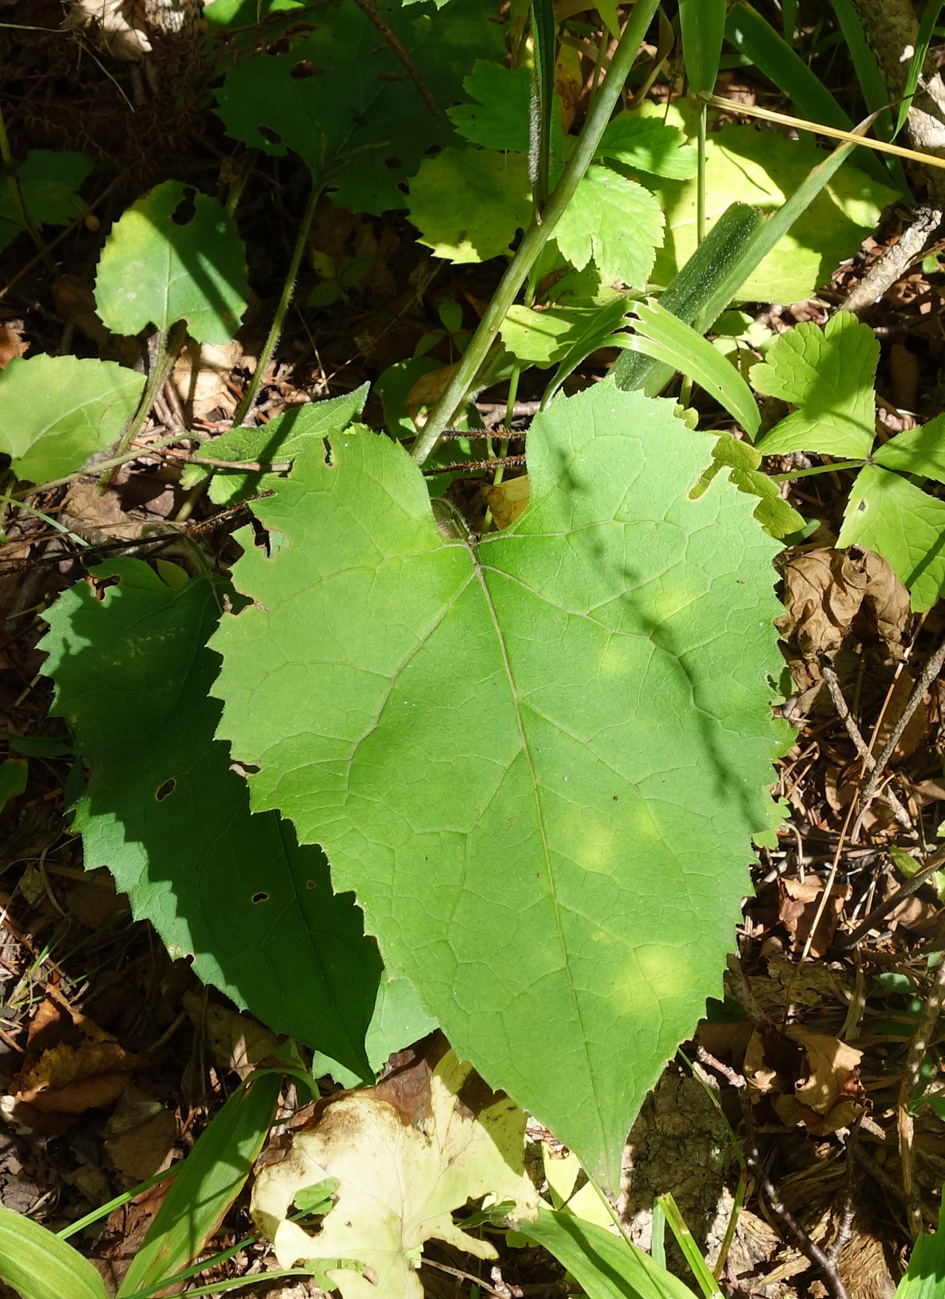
[553,165,664,288]
[210,383,785,1189]
[753,313,877,458]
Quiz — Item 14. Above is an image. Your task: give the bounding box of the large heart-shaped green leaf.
[40,561,385,1080]
[212,384,784,1188]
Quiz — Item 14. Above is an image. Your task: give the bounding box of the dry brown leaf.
[12,989,142,1119]
[483,476,530,530]
[171,339,242,422]
[756,953,851,1010]
[872,669,930,764]
[777,876,849,957]
[782,1024,865,1133]
[60,482,177,547]
[182,991,281,1078]
[776,546,910,661]
[0,323,28,369]
[406,364,457,424]
[104,1086,178,1181]
[15,1039,140,1105]
[746,1020,865,1135]
[744,1019,803,1099]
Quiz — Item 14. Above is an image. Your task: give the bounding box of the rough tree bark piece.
[841,0,945,313]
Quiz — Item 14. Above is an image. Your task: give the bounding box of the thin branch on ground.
[855,637,945,830]
[841,205,943,312]
[820,663,914,833]
[826,1117,862,1266]
[742,1101,851,1299]
[834,844,945,950]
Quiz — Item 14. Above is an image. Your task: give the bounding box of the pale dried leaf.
[252,1043,539,1299]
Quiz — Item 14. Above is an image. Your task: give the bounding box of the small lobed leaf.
[0,150,94,252]
[873,415,945,484]
[95,181,248,343]
[753,312,878,459]
[595,114,698,180]
[407,147,532,263]
[214,0,503,214]
[449,61,536,153]
[553,165,664,287]
[0,353,145,484]
[838,465,945,612]
[211,383,785,1188]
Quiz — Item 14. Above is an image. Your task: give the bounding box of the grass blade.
[895,1196,945,1297]
[827,0,892,133]
[0,1208,109,1299]
[725,2,851,132]
[657,1194,723,1299]
[896,1,945,135]
[678,0,725,99]
[517,1206,698,1299]
[117,1069,282,1298]
[628,301,760,437]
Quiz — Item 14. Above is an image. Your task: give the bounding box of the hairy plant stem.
[231,180,324,428]
[15,430,202,498]
[112,320,189,463]
[410,0,661,467]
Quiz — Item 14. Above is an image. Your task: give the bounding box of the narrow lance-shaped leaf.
[678,0,725,99]
[628,300,760,438]
[0,1209,108,1299]
[118,1071,282,1299]
[212,385,784,1188]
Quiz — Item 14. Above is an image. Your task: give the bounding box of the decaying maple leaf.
[745,1021,866,1136]
[252,1037,539,1299]
[776,546,910,661]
